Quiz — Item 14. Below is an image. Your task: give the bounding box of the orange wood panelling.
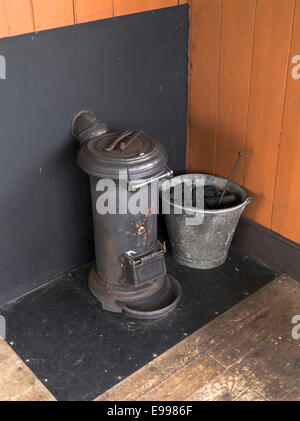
[188,0,300,242]
[186,0,222,175]
[3,0,35,37]
[215,0,256,186]
[32,0,74,32]
[114,0,147,17]
[0,0,183,38]
[148,0,178,11]
[243,0,294,228]
[272,1,300,243]
[0,2,8,38]
[74,0,113,24]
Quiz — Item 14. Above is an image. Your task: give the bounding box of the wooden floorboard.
[96,275,300,401]
[233,388,266,401]
[282,384,300,401]
[0,274,298,401]
[0,339,56,401]
[138,352,223,401]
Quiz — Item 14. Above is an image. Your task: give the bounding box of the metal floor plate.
[0,247,277,401]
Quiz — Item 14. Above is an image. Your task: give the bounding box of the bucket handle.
[245,196,253,206]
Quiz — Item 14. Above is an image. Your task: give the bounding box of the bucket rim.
[160,173,252,215]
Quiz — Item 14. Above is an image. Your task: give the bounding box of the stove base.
[88,266,181,319]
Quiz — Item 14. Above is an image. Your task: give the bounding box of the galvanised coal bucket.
[161,174,252,269]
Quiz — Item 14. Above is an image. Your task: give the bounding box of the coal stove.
[71,111,181,319]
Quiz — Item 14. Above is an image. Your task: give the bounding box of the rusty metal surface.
[77,130,168,181]
[71,111,181,318]
[90,177,157,285]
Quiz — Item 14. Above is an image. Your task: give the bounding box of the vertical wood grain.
[215,0,256,185]
[0,0,184,39]
[147,0,178,10]
[0,2,9,38]
[186,0,222,174]
[271,0,300,243]
[243,0,295,228]
[3,0,35,37]
[114,0,147,17]
[74,0,113,23]
[32,0,74,32]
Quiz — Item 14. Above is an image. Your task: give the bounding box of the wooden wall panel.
[215,0,256,185]
[272,1,300,243]
[148,0,178,10]
[0,2,8,38]
[243,0,294,227]
[74,0,113,23]
[32,0,74,31]
[188,0,300,242]
[3,0,35,37]
[0,0,183,38]
[114,0,147,17]
[186,0,222,174]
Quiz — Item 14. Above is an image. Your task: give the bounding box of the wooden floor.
[96,275,300,401]
[0,339,55,401]
[0,274,299,401]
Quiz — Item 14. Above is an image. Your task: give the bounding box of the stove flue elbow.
[70,110,108,146]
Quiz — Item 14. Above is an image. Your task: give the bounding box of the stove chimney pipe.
[70,110,108,146]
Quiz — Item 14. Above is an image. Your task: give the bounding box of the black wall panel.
[0,6,188,304]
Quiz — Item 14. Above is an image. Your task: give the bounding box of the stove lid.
[77,129,169,182]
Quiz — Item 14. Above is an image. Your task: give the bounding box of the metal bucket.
[161,174,252,269]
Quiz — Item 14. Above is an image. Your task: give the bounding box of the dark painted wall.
[0,7,188,305]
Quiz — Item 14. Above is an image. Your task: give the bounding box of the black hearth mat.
[0,247,277,401]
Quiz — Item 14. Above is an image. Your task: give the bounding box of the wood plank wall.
[0,0,187,38]
[4,0,298,244]
[187,0,300,244]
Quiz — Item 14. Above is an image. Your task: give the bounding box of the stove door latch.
[122,241,167,287]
